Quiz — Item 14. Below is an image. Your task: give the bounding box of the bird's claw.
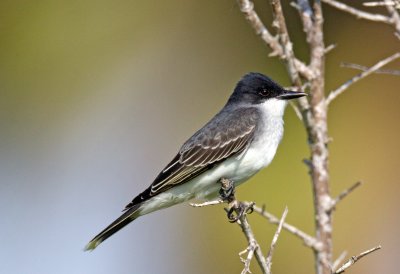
[225,202,254,223]
[226,203,244,223]
[218,178,255,223]
[245,202,255,214]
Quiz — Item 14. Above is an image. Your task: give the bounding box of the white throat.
[259,98,287,118]
[240,98,286,171]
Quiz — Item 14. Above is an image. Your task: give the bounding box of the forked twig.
[364,1,400,7]
[236,0,315,80]
[249,203,321,251]
[190,179,269,274]
[341,62,400,76]
[332,251,348,271]
[321,0,392,23]
[326,52,400,105]
[238,205,269,274]
[334,246,382,273]
[328,181,363,212]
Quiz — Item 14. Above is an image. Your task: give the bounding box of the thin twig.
[270,0,311,113]
[323,0,400,39]
[270,0,301,82]
[321,0,392,23]
[329,181,363,211]
[291,0,314,43]
[341,62,400,76]
[364,1,400,8]
[324,44,337,54]
[189,199,223,207]
[332,251,348,271]
[326,52,400,105]
[334,246,382,274]
[236,0,281,56]
[290,101,304,120]
[189,202,266,273]
[385,0,400,39]
[236,0,315,80]
[238,208,269,274]
[239,243,256,274]
[266,207,289,272]
[248,203,321,251]
[191,179,269,274]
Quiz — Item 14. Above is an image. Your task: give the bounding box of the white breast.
[187,98,287,198]
[229,98,286,182]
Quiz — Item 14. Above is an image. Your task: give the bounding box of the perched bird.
[85,72,306,250]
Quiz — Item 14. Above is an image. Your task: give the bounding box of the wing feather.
[125,107,260,210]
[180,145,203,164]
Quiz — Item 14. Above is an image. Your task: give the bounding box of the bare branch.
[239,243,256,274]
[269,0,311,114]
[306,2,333,273]
[193,178,269,274]
[237,208,269,274]
[266,207,289,272]
[291,0,314,43]
[322,0,400,39]
[270,0,302,86]
[234,2,387,274]
[270,0,305,90]
[334,246,382,274]
[295,60,316,80]
[236,0,281,56]
[326,52,400,105]
[249,203,321,251]
[321,0,392,23]
[329,181,363,211]
[341,62,400,76]
[364,1,400,8]
[236,0,315,81]
[385,0,400,39]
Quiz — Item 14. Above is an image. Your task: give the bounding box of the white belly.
[140,99,286,214]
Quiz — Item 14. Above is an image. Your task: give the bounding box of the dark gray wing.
[124,107,260,209]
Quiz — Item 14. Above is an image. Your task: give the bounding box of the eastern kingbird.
[85,72,306,250]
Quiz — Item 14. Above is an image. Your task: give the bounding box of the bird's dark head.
[228,72,306,105]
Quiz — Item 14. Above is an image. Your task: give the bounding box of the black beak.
[277,90,307,100]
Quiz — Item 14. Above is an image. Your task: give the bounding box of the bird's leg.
[218,178,236,202]
[190,178,254,222]
[218,178,254,223]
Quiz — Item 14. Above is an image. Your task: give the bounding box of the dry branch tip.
[334,246,382,273]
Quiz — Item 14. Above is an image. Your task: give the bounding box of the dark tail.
[84,204,141,251]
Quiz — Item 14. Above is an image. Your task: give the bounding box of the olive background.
[1,1,399,273]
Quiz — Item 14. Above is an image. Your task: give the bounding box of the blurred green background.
[1,1,399,273]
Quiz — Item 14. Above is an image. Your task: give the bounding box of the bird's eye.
[258,89,269,96]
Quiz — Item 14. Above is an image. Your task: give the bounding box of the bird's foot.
[225,201,255,223]
[218,178,254,223]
